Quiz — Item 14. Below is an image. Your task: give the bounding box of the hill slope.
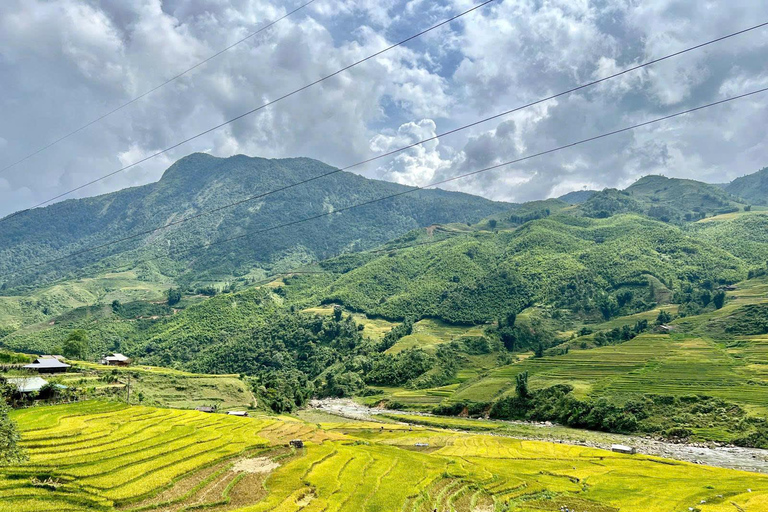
[726,167,768,205]
[0,153,509,292]
[578,175,747,223]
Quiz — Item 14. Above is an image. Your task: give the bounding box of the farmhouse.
[23,357,70,373]
[7,376,49,393]
[101,353,131,366]
[195,406,216,413]
[227,410,248,417]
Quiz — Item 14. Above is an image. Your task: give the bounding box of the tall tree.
[0,402,25,464]
[62,329,88,359]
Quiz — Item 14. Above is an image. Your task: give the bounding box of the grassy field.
[2,362,256,411]
[386,319,487,355]
[0,271,171,334]
[1,401,767,511]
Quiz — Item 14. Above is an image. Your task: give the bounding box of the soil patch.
[231,457,280,474]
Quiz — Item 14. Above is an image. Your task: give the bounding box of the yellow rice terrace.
[1,401,766,512]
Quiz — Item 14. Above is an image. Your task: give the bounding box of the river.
[309,398,768,474]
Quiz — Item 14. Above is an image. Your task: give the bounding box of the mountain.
[0,153,509,292]
[577,175,747,223]
[557,189,596,204]
[726,167,768,205]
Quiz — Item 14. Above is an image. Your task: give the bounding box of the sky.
[0,0,767,217]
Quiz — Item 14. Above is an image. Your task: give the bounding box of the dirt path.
[309,398,768,474]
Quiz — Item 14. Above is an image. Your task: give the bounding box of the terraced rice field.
[448,332,768,410]
[2,401,768,511]
[386,319,486,355]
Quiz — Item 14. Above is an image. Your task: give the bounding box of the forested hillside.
[578,175,747,223]
[0,153,508,292]
[726,166,768,205]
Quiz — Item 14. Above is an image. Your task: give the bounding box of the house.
[195,406,215,413]
[227,411,248,417]
[289,439,304,448]
[23,357,70,373]
[611,444,636,455]
[7,376,49,393]
[101,353,131,366]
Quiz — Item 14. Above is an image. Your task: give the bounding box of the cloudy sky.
[0,0,767,217]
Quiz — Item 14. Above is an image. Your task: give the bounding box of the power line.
[0,0,497,222]
[2,20,763,259]
[0,0,317,176]
[8,86,767,281]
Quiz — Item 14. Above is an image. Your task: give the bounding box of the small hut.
[289,439,304,448]
[611,444,636,455]
[101,353,131,366]
[195,406,216,413]
[227,410,248,417]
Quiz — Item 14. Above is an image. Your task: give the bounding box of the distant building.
[611,444,636,455]
[100,353,131,366]
[195,406,216,413]
[23,357,70,373]
[227,411,248,417]
[7,376,49,393]
[289,439,304,448]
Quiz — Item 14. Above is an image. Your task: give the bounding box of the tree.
[111,300,122,313]
[167,287,182,306]
[515,371,530,399]
[333,305,343,322]
[505,312,517,328]
[713,290,726,310]
[0,403,25,464]
[488,219,497,229]
[534,342,544,358]
[655,310,672,325]
[62,330,88,359]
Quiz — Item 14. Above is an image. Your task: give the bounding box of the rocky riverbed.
[309,398,768,473]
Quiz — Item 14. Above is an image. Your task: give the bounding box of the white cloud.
[0,0,766,217]
[370,119,452,185]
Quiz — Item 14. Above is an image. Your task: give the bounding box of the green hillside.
[558,189,596,204]
[579,175,747,223]
[726,166,768,205]
[0,153,508,293]
[318,213,744,323]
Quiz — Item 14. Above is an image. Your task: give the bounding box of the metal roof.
[7,377,48,393]
[25,358,71,369]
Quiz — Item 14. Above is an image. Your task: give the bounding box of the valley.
[4,156,768,509]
